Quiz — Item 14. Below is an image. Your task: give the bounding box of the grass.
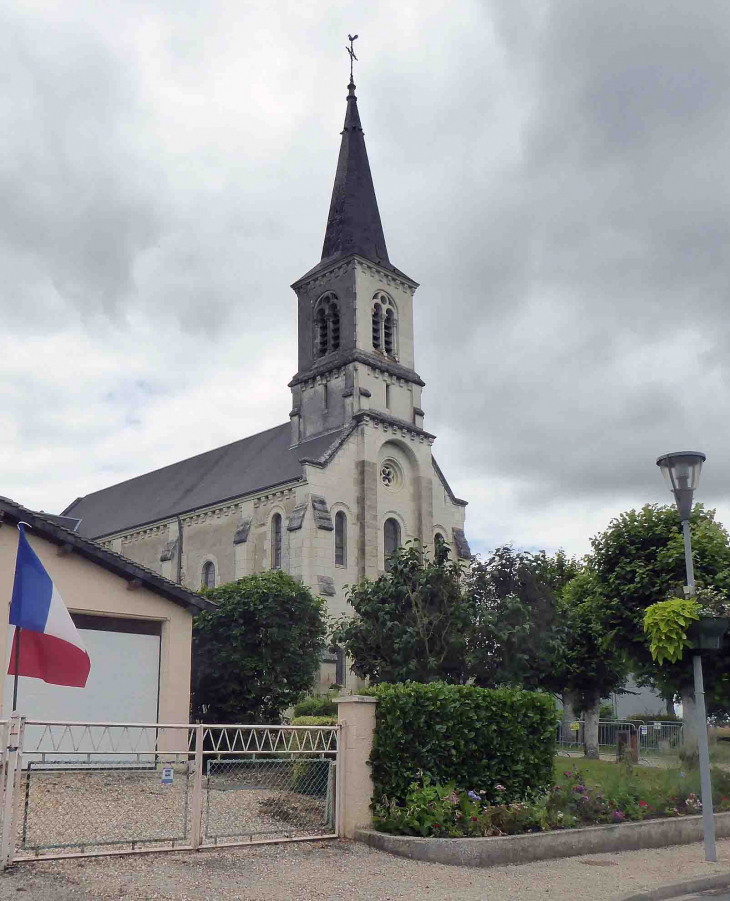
[554,754,730,814]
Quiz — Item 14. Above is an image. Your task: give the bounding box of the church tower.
[289,78,426,445]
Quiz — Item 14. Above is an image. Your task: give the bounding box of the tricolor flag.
[8,524,90,688]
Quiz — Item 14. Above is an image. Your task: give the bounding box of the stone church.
[62,76,470,691]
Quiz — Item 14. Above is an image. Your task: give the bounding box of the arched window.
[335,511,347,567]
[314,293,339,357]
[271,513,282,569]
[384,518,401,572]
[372,303,381,350]
[372,293,397,357]
[202,560,216,589]
[434,532,445,545]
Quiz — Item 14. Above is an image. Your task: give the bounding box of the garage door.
[4,614,161,724]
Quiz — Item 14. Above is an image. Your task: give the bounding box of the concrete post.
[335,695,378,838]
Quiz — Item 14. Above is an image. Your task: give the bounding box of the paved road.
[673,891,730,900]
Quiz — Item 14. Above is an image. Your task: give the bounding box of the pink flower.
[495,784,506,792]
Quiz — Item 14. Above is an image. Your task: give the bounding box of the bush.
[192,572,327,723]
[599,702,616,721]
[373,763,730,837]
[626,712,680,723]
[290,715,338,726]
[289,715,338,797]
[293,696,339,718]
[368,682,557,806]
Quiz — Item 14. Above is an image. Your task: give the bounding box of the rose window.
[380,458,403,491]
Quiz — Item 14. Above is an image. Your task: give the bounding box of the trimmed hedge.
[293,695,339,718]
[290,716,338,727]
[368,682,557,805]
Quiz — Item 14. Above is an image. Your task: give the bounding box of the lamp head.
[656,451,706,520]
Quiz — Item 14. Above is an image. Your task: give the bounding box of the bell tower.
[289,76,426,445]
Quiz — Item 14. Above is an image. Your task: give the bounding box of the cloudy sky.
[2,0,728,559]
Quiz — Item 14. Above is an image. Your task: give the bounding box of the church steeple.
[320,80,390,269]
[322,81,391,268]
[289,58,425,446]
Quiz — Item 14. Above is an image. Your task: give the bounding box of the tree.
[558,571,628,757]
[332,544,472,684]
[466,546,573,691]
[589,503,730,744]
[192,571,327,723]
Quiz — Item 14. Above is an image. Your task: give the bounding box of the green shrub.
[293,695,339,718]
[288,715,338,797]
[369,682,557,806]
[599,702,616,721]
[626,712,680,723]
[290,715,338,726]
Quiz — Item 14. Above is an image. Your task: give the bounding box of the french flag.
[8,524,90,688]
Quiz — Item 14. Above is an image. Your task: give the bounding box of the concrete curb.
[618,870,730,901]
[356,811,730,869]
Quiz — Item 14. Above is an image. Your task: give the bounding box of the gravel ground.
[18,762,331,854]
[3,838,730,901]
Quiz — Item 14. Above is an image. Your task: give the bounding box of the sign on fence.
[161,766,174,786]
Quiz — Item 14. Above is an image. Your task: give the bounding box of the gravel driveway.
[4,837,730,901]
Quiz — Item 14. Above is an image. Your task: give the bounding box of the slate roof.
[296,81,414,285]
[0,497,213,612]
[62,424,345,540]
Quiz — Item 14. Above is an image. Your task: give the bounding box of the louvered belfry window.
[372,293,397,357]
[314,293,340,357]
[372,303,382,350]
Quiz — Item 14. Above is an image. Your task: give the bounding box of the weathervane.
[346,34,358,82]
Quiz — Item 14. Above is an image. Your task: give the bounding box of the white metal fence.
[0,715,340,866]
[557,719,684,759]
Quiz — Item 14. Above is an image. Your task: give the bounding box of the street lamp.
[656,450,715,862]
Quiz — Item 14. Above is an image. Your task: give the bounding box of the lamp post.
[656,450,715,862]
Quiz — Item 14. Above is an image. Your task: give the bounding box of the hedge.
[293,695,339,718]
[367,682,557,806]
[289,715,337,796]
[290,716,338,727]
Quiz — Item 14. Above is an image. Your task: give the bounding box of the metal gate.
[1,714,340,866]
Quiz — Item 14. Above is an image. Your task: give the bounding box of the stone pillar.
[335,696,377,839]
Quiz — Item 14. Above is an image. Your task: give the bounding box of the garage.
[0,497,212,726]
[4,616,162,725]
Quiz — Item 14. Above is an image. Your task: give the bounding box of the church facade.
[63,77,470,691]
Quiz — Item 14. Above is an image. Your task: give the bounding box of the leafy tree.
[467,546,577,691]
[332,544,472,684]
[192,571,327,723]
[589,503,730,738]
[558,571,628,756]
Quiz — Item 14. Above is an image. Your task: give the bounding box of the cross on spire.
[346,34,358,82]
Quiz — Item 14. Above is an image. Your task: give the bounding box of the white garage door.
[4,615,161,724]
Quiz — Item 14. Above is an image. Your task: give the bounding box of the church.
[62,74,470,691]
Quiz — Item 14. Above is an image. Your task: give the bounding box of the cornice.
[352,410,436,444]
[291,253,418,294]
[289,348,425,388]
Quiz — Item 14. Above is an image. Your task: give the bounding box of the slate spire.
[320,81,390,267]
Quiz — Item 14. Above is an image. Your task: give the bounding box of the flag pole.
[10,522,32,714]
[11,627,21,713]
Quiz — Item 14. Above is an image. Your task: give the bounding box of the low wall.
[356,811,730,868]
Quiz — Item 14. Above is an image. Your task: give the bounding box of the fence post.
[189,724,204,850]
[335,696,377,839]
[1,714,24,868]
